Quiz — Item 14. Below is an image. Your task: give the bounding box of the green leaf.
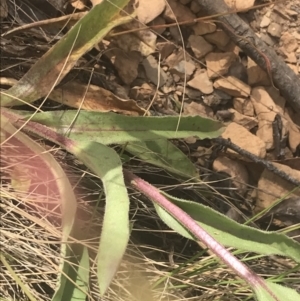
[154,192,300,263]
[52,244,90,301]
[27,110,225,144]
[66,141,130,296]
[1,0,132,106]
[125,140,199,179]
[254,281,300,301]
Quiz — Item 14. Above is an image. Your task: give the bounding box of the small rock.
[156,42,176,60]
[169,26,183,44]
[260,15,271,28]
[216,110,234,121]
[228,108,258,130]
[224,0,255,11]
[202,95,220,107]
[205,52,236,79]
[247,57,270,86]
[192,21,216,35]
[292,31,300,40]
[251,87,288,150]
[163,0,195,22]
[187,70,213,94]
[184,101,214,118]
[280,32,298,53]
[233,97,254,117]
[267,22,282,38]
[184,87,202,100]
[137,0,166,24]
[113,51,141,85]
[204,30,231,49]
[142,55,168,87]
[213,76,251,97]
[221,122,266,158]
[203,90,232,107]
[116,31,156,56]
[149,16,166,35]
[270,11,286,24]
[256,163,300,212]
[273,7,292,21]
[172,73,181,83]
[190,0,201,13]
[265,87,286,114]
[227,61,248,83]
[129,83,155,100]
[213,156,249,196]
[215,89,232,101]
[285,9,298,17]
[260,33,276,46]
[166,49,196,79]
[188,35,214,59]
[184,136,197,144]
[280,48,297,63]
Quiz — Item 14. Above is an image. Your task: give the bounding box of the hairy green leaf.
[154,192,300,263]
[27,110,225,144]
[67,141,130,296]
[254,281,300,301]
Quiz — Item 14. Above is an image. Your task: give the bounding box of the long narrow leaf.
[0,0,132,106]
[26,110,225,144]
[38,129,130,296]
[155,191,300,263]
[69,141,130,295]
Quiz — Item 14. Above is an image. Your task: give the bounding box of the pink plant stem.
[124,169,279,301]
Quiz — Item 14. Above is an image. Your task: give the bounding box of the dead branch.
[197,0,300,114]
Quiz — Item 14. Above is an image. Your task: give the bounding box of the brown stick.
[197,0,300,114]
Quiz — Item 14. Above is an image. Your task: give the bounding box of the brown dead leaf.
[49,81,146,115]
